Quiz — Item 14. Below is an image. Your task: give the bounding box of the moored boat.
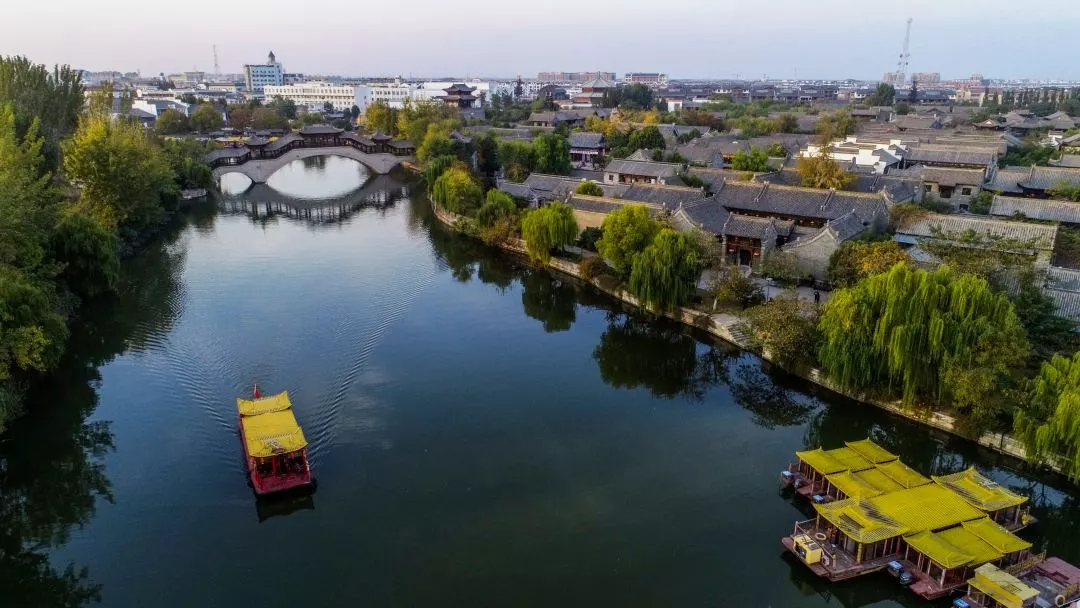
[237,387,313,496]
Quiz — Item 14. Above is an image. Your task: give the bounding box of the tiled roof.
[522,174,618,201]
[825,210,871,241]
[1018,165,1080,190]
[894,115,941,130]
[206,147,249,162]
[496,179,537,200]
[568,132,604,149]
[904,147,996,167]
[619,183,707,206]
[568,194,660,215]
[245,136,270,146]
[1046,289,1080,323]
[712,181,887,225]
[605,159,682,178]
[1053,155,1080,168]
[673,199,729,233]
[298,124,343,135]
[724,214,785,240]
[1047,266,1080,291]
[891,165,985,187]
[580,75,618,89]
[986,166,1030,194]
[264,132,302,152]
[990,195,1080,224]
[897,213,1057,251]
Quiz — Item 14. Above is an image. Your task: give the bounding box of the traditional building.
[440,84,477,108]
[603,159,682,185]
[568,132,607,167]
[573,75,618,108]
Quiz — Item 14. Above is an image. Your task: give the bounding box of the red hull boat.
[237,386,313,496]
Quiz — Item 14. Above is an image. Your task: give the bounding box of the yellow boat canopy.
[845,439,899,464]
[961,518,1032,555]
[932,467,1027,512]
[936,526,1003,566]
[876,459,932,489]
[815,499,908,544]
[855,467,905,495]
[826,470,885,499]
[968,564,1039,608]
[871,483,986,533]
[905,530,975,569]
[796,448,848,475]
[237,392,308,458]
[238,391,293,416]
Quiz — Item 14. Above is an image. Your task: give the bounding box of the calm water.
[5,155,1078,607]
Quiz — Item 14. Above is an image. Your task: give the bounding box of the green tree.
[533,132,571,175]
[732,146,770,172]
[576,181,604,196]
[816,110,858,141]
[796,147,856,189]
[267,96,298,118]
[476,189,518,228]
[827,240,909,287]
[893,102,911,115]
[0,55,84,172]
[497,139,536,180]
[766,142,788,157]
[596,205,660,276]
[432,166,482,216]
[739,297,821,367]
[775,113,799,133]
[49,212,119,300]
[189,104,223,132]
[0,266,67,382]
[417,125,457,165]
[708,265,763,307]
[0,105,56,271]
[521,203,578,263]
[619,83,654,110]
[818,264,1029,420]
[421,155,456,195]
[250,107,287,130]
[154,109,190,135]
[162,138,214,190]
[64,113,176,234]
[628,228,700,311]
[397,98,459,145]
[227,105,252,129]
[363,100,398,136]
[909,78,919,103]
[1015,352,1080,480]
[969,191,994,214]
[627,125,665,151]
[867,83,896,106]
[1048,181,1080,202]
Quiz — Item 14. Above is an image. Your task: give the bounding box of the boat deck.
[781,534,895,582]
[252,470,312,496]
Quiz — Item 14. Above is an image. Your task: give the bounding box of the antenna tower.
[213,44,221,75]
[895,18,912,86]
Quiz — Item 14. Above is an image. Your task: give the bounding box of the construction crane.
[895,18,912,86]
[213,44,220,75]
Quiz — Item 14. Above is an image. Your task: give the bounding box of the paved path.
[212,147,412,183]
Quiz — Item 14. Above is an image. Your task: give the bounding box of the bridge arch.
[212,146,412,185]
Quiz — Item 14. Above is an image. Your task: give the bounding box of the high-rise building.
[244,51,284,98]
[910,72,941,84]
[262,82,358,111]
[537,71,615,83]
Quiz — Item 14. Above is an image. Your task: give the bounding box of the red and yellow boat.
[237,387,313,496]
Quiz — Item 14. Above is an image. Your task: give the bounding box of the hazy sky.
[3,0,1076,80]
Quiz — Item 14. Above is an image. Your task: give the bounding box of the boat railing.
[1005,551,1047,576]
[792,519,844,574]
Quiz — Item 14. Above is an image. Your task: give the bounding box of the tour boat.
[237,386,313,496]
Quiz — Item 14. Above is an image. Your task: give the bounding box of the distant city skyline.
[4,0,1078,82]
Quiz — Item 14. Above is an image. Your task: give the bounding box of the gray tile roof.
[896,213,1057,251]
[568,195,660,216]
[298,124,343,135]
[674,199,729,233]
[890,165,985,187]
[1047,266,1080,291]
[986,166,1030,194]
[1018,165,1080,191]
[990,195,1080,224]
[605,159,682,179]
[1045,289,1080,323]
[206,147,249,162]
[712,181,887,225]
[824,210,870,241]
[618,183,707,206]
[522,174,619,201]
[568,132,604,149]
[496,179,537,200]
[264,132,302,152]
[894,115,941,130]
[903,147,996,167]
[724,214,784,240]
[1053,155,1080,168]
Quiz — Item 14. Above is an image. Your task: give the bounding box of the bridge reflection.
[218,173,411,226]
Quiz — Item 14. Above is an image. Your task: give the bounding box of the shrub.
[579,256,609,280]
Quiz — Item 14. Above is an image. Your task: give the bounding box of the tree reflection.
[729,363,818,429]
[0,211,189,607]
[593,313,732,400]
[520,268,576,332]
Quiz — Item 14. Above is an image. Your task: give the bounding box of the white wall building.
[263,82,358,111]
[803,137,907,174]
[244,51,284,98]
[353,81,423,112]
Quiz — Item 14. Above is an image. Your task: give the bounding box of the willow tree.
[521,202,578,264]
[628,228,700,311]
[818,263,1029,419]
[1015,352,1080,481]
[596,205,659,277]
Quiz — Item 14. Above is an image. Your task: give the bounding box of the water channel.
[5,154,1078,607]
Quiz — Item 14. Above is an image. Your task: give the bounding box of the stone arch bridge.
[212,146,413,184]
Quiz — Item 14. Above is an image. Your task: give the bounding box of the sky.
[3,0,1077,81]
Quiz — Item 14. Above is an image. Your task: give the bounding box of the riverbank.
[431,202,1070,479]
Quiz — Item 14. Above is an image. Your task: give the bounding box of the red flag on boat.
[253,383,260,399]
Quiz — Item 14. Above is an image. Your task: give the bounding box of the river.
[4,155,1077,607]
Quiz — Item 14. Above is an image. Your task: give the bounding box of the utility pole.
[895,17,912,87]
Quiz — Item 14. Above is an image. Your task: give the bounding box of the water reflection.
[218,172,253,196]
[520,269,577,332]
[592,312,733,400]
[265,155,369,200]
[0,213,189,606]
[729,363,819,429]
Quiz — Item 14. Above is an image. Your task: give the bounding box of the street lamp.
[765,277,773,301]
